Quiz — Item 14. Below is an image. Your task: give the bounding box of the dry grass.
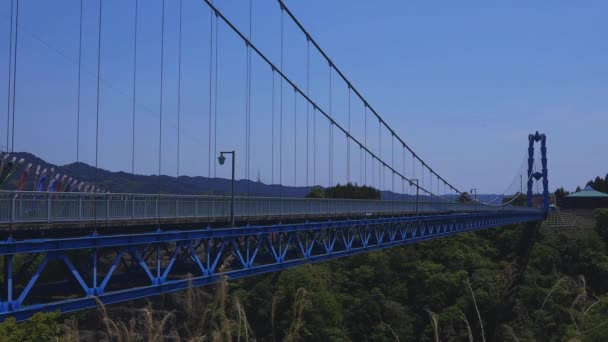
[502,324,520,342]
[424,309,439,342]
[381,322,400,342]
[284,288,308,342]
[457,309,473,342]
[465,278,486,342]
[61,318,80,342]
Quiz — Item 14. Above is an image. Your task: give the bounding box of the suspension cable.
[294,87,297,187]
[77,0,83,163]
[364,104,367,185]
[248,0,252,194]
[158,0,165,196]
[207,5,213,189]
[279,5,283,197]
[347,86,351,184]
[306,37,309,190]
[10,0,19,152]
[328,120,331,188]
[202,0,464,201]
[391,134,394,196]
[244,39,249,192]
[277,0,467,198]
[5,0,14,151]
[131,0,138,181]
[271,69,274,184]
[94,0,102,187]
[313,104,316,186]
[177,0,183,194]
[213,13,218,179]
[329,63,332,187]
[378,118,381,190]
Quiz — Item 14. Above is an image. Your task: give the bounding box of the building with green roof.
[562,185,608,209]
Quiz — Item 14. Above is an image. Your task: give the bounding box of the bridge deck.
[0,191,538,233]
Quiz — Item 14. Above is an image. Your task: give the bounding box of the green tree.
[305,183,380,200]
[0,312,61,342]
[458,192,472,203]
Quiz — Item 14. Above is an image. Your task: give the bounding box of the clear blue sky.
[0,0,606,194]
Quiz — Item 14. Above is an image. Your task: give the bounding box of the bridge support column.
[526,132,549,216]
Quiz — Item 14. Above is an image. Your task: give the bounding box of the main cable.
[202,0,457,200]
[277,0,467,198]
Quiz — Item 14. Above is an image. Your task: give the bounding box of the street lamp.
[470,188,477,201]
[410,179,419,215]
[218,151,235,227]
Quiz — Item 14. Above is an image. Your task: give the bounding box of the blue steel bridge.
[0,0,548,321]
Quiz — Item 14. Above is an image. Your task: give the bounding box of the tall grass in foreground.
[61,270,310,342]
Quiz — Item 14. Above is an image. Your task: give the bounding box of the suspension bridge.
[0,0,548,321]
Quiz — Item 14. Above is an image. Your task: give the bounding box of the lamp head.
[218,154,226,165]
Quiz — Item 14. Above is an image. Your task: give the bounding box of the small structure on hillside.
[561,185,608,210]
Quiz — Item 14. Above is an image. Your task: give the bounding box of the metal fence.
[0,191,540,224]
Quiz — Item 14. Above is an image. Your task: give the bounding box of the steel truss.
[0,211,542,321]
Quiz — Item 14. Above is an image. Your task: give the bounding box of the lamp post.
[218,151,235,227]
[470,188,477,201]
[410,179,419,215]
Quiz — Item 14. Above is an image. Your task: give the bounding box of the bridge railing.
[0,191,539,225]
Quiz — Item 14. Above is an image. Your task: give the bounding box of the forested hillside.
[2,211,608,341]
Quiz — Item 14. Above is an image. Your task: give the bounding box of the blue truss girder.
[0,211,542,321]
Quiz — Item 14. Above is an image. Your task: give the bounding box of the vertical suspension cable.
[213,14,218,178]
[402,146,405,195]
[94,0,102,187]
[244,42,249,191]
[378,119,381,190]
[5,0,14,151]
[207,6,213,190]
[279,6,284,197]
[313,106,316,186]
[77,0,83,163]
[10,0,19,152]
[131,0,138,181]
[412,152,415,195]
[391,134,394,197]
[328,121,331,188]
[347,86,351,184]
[364,104,367,185]
[429,170,432,198]
[360,145,362,185]
[246,0,252,194]
[293,88,297,186]
[328,63,332,187]
[306,38,309,190]
[158,0,166,196]
[271,69,274,184]
[177,0,183,194]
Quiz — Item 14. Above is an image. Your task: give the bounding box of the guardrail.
[0,191,540,225]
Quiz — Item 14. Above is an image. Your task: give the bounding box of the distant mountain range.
[0,152,506,202]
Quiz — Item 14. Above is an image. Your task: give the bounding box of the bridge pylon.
[526,131,549,214]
